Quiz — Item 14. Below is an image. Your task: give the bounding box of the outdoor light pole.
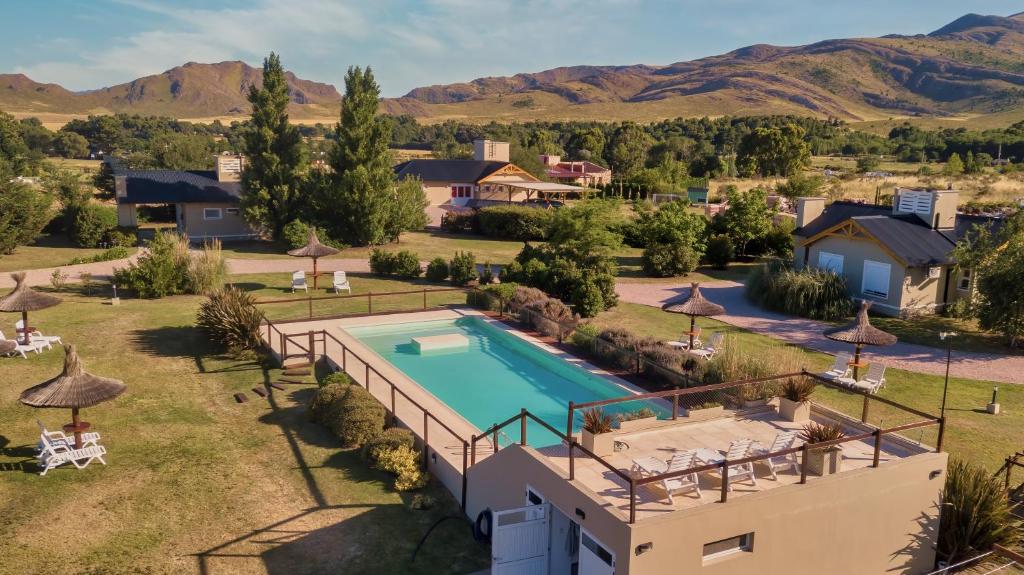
[939,331,958,419]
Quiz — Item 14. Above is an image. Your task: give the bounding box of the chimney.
[796,197,826,229]
[215,153,244,182]
[893,188,958,230]
[539,154,560,166]
[474,140,509,162]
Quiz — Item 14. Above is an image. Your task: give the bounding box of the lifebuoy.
[473,508,493,543]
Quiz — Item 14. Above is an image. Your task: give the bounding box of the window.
[817,251,844,274]
[703,533,754,562]
[225,207,240,216]
[203,208,222,220]
[958,269,972,291]
[450,185,472,198]
[582,531,614,566]
[862,260,891,299]
[525,486,544,506]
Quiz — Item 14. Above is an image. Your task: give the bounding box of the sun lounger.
[291,271,307,293]
[750,431,801,480]
[659,450,702,503]
[819,352,852,381]
[851,364,887,394]
[0,330,46,357]
[36,419,100,451]
[690,333,724,360]
[631,456,668,478]
[16,319,61,348]
[37,435,107,476]
[702,439,757,491]
[665,328,702,350]
[332,271,352,294]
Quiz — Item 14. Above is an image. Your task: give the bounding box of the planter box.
[779,398,810,422]
[805,447,843,476]
[617,416,658,433]
[743,398,771,409]
[683,405,724,422]
[581,429,614,457]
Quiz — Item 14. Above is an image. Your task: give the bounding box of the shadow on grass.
[0,436,41,474]
[227,282,268,293]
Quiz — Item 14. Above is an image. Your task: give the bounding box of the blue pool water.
[344,317,666,447]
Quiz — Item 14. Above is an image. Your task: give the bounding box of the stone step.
[252,387,268,398]
[233,393,248,403]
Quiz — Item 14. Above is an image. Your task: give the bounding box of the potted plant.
[741,382,779,409]
[580,407,615,457]
[684,401,724,421]
[800,422,846,476]
[617,408,658,432]
[779,378,815,422]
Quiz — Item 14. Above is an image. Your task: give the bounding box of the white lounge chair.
[851,364,887,394]
[665,328,702,350]
[631,456,667,478]
[718,439,758,491]
[332,271,352,294]
[750,431,801,480]
[819,352,852,382]
[36,419,100,452]
[291,271,307,293]
[691,333,724,360]
[16,319,61,348]
[37,435,107,476]
[659,450,702,503]
[0,330,46,357]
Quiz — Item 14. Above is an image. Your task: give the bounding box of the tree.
[0,171,52,254]
[0,111,34,175]
[775,173,825,199]
[632,200,707,252]
[943,153,965,176]
[607,122,651,179]
[954,211,1024,347]
[431,134,471,159]
[566,127,605,161]
[736,124,810,177]
[387,177,429,242]
[150,133,215,170]
[720,187,774,256]
[52,131,90,159]
[318,66,397,246]
[240,52,306,239]
[855,155,880,173]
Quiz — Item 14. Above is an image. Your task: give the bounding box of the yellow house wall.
[181,203,253,240]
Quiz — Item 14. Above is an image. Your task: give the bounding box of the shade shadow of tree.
[256,388,340,450]
[889,506,942,574]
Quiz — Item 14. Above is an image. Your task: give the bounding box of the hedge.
[477,205,553,241]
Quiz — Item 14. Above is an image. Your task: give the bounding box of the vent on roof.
[897,191,932,216]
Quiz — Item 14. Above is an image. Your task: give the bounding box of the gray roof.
[394,159,509,183]
[116,169,242,204]
[795,201,1002,267]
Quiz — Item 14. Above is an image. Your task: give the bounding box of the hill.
[3,12,1024,126]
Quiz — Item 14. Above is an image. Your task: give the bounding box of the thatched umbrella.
[287,229,339,289]
[20,345,126,449]
[662,282,726,350]
[823,300,897,379]
[0,272,61,345]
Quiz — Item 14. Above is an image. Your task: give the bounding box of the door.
[492,504,551,575]
[579,529,615,575]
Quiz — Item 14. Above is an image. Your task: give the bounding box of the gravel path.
[615,280,1023,385]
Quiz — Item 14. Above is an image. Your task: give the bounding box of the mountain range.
[3,12,1024,124]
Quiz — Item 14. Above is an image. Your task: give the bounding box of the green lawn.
[869,314,1021,356]
[0,276,488,575]
[0,234,137,273]
[592,303,1023,471]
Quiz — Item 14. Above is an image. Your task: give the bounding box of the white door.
[579,529,615,575]
[492,504,551,575]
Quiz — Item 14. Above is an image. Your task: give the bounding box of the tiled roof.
[394,159,509,183]
[116,169,241,204]
[546,161,610,178]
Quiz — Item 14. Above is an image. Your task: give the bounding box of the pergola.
[501,181,587,203]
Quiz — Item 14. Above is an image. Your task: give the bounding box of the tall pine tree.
[240,52,305,239]
[319,66,425,245]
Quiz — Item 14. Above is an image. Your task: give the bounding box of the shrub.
[79,272,95,295]
[113,231,190,298]
[333,385,386,447]
[369,249,397,275]
[50,269,68,291]
[510,285,549,309]
[309,382,350,424]
[571,280,605,318]
[392,250,422,278]
[571,322,599,349]
[477,205,553,241]
[781,378,816,403]
[449,251,477,286]
[746,259,853,321]
[362,427,417,467]
[68,245,130,265]
[425,257,449,282]
[619,407,656,422]
[938,457,1020,564]
[195,286,264,355]
[282,219,346,250]
[641,242,698,277]
[582,407,614,434]
[104,228,137,248]
[479,261,494,285]
[71,204,118,248]
[319,371,354,388]
[705,234,734,269]
[441,212,476,234]
[376,444,428,491]
[187,239,227,295]
[466,282,517,311]
[799,422,845,444]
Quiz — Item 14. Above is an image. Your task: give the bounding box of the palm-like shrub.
[799,422,844,443]
[938,458,1020,564]
[582,407,614,434]
[746,259,853,321]
[781,377,816,403]
[195,286,264,355]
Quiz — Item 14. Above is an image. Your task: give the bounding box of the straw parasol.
[20,345,126,449]
[823,300,897,379]
[0,272,62,345]
[662,282,726,350]
[287,228,339,289]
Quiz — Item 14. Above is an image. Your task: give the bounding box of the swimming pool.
[344,316,666,447]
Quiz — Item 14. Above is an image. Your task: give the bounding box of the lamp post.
[939,331,958,419]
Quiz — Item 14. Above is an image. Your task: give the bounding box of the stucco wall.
[181,203,254,240]
[804,236,910,316]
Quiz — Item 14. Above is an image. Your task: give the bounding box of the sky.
[2,0,1022,97]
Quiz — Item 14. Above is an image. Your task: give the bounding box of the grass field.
[0,275,489,575]
[0,234,136,273]
[591,302,1023,472]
